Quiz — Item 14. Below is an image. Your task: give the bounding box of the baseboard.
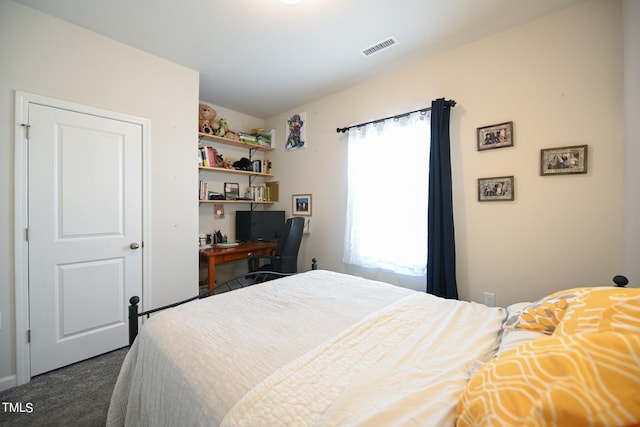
[0,374,17,392]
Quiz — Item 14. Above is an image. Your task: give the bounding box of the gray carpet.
[0,347,128,426]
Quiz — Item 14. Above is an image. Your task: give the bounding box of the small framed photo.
[292,194,312,216]
[540,145,588,176]
[478,176,514,202]
[477,121,514,151]
[224,182,240,200]
[213,204,225,219]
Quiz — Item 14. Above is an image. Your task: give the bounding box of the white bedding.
[107,270,506,426]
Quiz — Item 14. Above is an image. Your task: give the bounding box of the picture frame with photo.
[292,194,312,216]
[213,204,225,219]
[224,182,240,200]
[478,176,514,202]
[540,145,588,176]
[477,121,514,151]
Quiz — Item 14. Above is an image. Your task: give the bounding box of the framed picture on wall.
[477,121,514,151]
[292,194,312,216]
[224,182,240,200]
[213,204,225,219]
[540,145,588,175]
[478,176,514,201]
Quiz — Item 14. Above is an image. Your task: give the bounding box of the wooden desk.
[200,241,278,290]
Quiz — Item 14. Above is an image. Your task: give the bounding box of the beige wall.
[623,0,640,286]
[0,0,199,388]
[265,0,627,305]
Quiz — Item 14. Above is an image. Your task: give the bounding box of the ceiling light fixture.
[280,0,302,4]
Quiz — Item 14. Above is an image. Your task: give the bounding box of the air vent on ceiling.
[361,37,398,57]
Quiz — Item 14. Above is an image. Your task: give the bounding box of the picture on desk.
[224,182,240,200]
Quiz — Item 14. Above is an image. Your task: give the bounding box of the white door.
[27,103,143,376]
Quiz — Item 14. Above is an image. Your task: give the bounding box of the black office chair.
[247,217,305,276]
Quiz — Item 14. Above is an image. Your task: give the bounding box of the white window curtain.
[343,111,430,276]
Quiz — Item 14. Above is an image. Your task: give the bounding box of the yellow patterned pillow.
[457,332,640,427]
[555,288,640,336]
[508,287,607,334]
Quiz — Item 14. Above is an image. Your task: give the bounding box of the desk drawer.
[222,252,253,262]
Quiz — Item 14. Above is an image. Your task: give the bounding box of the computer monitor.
[235,210,286,242]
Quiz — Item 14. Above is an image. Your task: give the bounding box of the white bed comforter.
[107,270,505,426]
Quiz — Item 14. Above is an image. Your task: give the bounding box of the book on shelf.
[248,159,272,174]
[238,132,258,145]
[207,147,216,167]
[255,130,274,147]
[237,129,275,148]
[199,179,207,201]
[247,181,278,202]
[199,146,207,167]
[266,181,278,201]
[199,145,219,168]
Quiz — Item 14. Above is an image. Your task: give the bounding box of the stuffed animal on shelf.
[214,149,224,168]
[200,108,240,140]
[199,104,218,134]
[225,131,240,141]
[200,118,214,134]
[232,157,252,171]
[213,118,240,140]
[214,118,228,137]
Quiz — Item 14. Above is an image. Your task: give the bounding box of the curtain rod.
[335,99,456,134]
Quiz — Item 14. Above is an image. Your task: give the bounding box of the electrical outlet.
[484,292,496,307]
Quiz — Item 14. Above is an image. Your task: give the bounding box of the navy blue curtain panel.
[427,98,458,299]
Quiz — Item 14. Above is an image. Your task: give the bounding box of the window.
[343,112,430,276]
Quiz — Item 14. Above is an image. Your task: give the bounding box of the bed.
[107,270,640,426]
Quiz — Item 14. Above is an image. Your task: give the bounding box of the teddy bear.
[199,104,218,134]
[200,118,214,134]
[200,109,240,140]
[225,131,240,141]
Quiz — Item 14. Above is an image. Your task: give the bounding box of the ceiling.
[14,0,586,119]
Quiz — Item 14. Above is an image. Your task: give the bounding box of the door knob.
[130,242,140,250]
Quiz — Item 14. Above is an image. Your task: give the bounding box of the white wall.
[265,0,627,305]
[0,0,199,387]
